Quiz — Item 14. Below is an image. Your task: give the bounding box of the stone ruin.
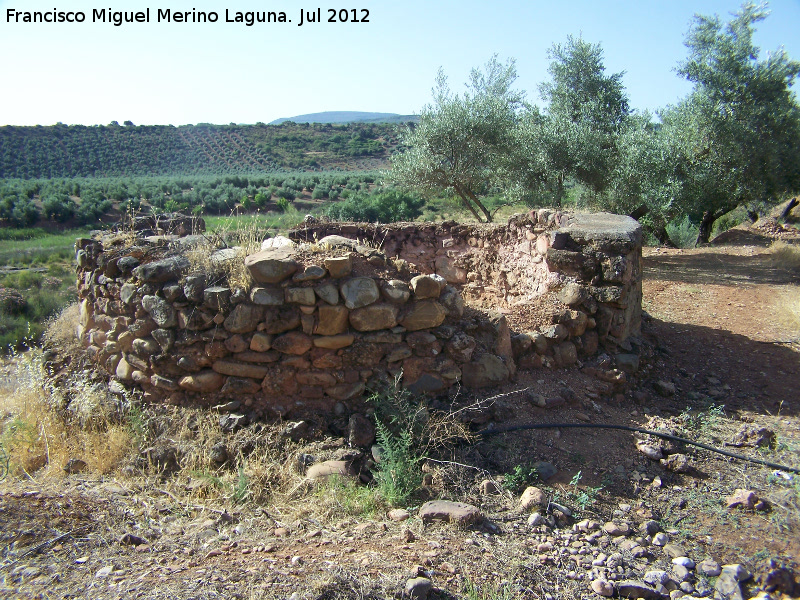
[73,210,642,423]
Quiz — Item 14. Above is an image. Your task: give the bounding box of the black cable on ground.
[475,423,800,475]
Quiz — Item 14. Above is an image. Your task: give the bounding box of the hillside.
[0,121,406,179]
[270,111,418,125]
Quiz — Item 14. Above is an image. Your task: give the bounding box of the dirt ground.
[1,230,799,600]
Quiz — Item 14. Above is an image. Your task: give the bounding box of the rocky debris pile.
[753,216,799,239]
[513,496,792,600]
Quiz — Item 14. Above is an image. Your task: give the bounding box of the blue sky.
[1,0,799,126]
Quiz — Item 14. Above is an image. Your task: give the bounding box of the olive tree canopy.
[388,56,524,222]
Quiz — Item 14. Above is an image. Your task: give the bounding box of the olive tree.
[389,56,524,222]
[603,113,685,244]
[517,36,630,205]
[671,2,800,244]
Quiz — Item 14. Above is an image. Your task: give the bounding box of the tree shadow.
[643,315,799,417]
[643,252,799,286]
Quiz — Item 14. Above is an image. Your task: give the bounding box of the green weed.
[367,380,427,506]
[372,419,421,506]
[502,464,539,493]
[567,470,603,512]
[232,465,250,504]
[678,403,726,439]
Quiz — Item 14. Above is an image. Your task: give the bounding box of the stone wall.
[289,209,643,350]
[74,210,642,421]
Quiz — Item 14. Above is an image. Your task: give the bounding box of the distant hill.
[270,111,418,125]
[0,121,406,178]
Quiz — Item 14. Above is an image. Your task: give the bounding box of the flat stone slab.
[419,500,481,525]
[132,255,190,283]
[616,581,663,599]
[559,212,642,252]
[306,460,357,480]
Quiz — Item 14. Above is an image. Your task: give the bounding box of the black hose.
[475,423,800,475]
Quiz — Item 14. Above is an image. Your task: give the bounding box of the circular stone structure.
[73,210,642,422]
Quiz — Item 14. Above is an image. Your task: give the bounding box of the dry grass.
[41,302,82,355]
[765,242,800,333]
[768,239,800,269]
[786,288,800,330]
[185,215,270,291]
[774,285,800,334]
[0,351,133,478]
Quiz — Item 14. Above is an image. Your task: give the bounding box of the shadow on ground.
[643,252,799,286]
[642,315,799,417]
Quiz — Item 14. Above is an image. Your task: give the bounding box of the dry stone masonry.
[74,210,642,421]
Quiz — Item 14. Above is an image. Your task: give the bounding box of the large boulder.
[315,305,350,336]
[141,295,177,328]
[245,247,300,283]
[212,360,271,379]
[323,255,352,278]
[380,280,411,304]
[250,287,285,306]
[439,286,465,318]
[179,370,225,392]
[313,334,355,349]
[203,286,231,311]
[223,304,264,333]
[419,500,481,525]
[462,354,509,388]
[271,331,313,355]
[410,274,446,299]
[434,256,467,284]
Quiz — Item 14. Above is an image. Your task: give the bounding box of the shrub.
[666,216,699,248]
[324,189,425,223]
[42,195,76,222]
[769,240,800,269]
[276,187,296,201]
[11,197,39,227]
[274,198,290,213]
[253,192,269,208]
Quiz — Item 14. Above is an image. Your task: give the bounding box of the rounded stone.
[340,277,380,309]
[520,486,548,510]
[245,247,300,283]
[591,579,614,597]
[271,331,313,355]
[410,274,446,299]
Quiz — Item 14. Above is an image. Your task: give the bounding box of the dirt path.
[1,237,799,599]
[642,244,800,413]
